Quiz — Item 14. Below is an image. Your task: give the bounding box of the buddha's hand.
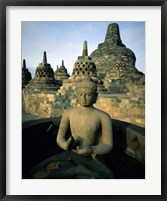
[73,145,93,156]
[67,136,77,150]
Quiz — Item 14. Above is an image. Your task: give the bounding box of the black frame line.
[0,0,166,200]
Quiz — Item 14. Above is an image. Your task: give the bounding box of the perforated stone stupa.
[51,41,107,117]
[90,23,145,96]
[22,23,145,127]
[72,41,97,77]
[22,59,32,89]
[91,23,136,76]
[55,41,106,95]
[24,51,60,92]
[54,60,70,85]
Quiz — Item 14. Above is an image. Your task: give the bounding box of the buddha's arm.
[56,112,71,150]
[73,113,113,156]
[92,113,113,155]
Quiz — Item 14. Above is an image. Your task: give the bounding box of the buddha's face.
[77,88,97,107]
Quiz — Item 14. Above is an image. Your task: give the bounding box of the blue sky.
[22,21,145,78]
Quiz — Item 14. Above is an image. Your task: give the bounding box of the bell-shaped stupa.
[91,23,136,77]
[56,41,106,95]
[35,51,54,78]
[72,41,97,77]
[24,51,60,91]
[90,23,144,96]
[22,59,32,89]
[54,60,70,85]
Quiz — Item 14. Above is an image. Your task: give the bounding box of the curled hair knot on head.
[77,76,97,94]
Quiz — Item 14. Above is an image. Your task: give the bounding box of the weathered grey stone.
[90,23,145,97]
[91,23,136,75]
[54,60,70,85]
[24,51,60,92]
[22,59,32,89]
[30,78,114,179]
[72,41,97,77]
[22,24,145,128]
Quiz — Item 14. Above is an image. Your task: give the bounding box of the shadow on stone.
[22,117,145,179]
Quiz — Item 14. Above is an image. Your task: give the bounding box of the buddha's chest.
[69,113,101,145]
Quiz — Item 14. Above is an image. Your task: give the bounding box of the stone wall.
[23,91,145,128]
[23,91,57,118]
[95,94,144,127]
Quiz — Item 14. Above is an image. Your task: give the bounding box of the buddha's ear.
[93,92,98,103]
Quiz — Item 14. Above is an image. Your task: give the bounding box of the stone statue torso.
[68,107,102,146]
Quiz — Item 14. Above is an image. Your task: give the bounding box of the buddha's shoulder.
[94,107,111,119]
[62,107,78,116]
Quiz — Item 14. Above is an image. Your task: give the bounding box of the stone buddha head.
[76,77,98,107]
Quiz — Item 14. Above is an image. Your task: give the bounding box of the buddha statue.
[57,77,113,156]
[30,77,114,179]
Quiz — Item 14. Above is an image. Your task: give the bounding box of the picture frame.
[0,0,166,200]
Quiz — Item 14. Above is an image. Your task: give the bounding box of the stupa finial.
[43,51,47,65]
[23,59,26,69]
[62,60,64,66]
[82,41,88,57]
[104,23,125,47]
